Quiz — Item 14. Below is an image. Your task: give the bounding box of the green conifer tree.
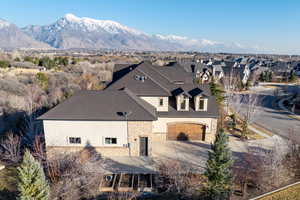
[205,129,233,200]
[290,73,297,83]
[17,150,49,200]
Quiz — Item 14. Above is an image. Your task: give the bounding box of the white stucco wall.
[152,117,216,133]
[43,120,128,147]
[140,96,168,111]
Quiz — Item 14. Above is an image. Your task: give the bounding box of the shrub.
[0,60,10,69]
[36,72,49,91]
[17,150,50,200]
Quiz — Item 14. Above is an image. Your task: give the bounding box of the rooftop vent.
[174,81,184,85]
[135,75,147,82]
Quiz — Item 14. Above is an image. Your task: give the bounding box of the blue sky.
[0,0,298,54]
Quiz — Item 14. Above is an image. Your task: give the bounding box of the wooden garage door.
[167,123,205,141]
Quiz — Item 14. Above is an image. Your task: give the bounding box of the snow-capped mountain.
[61,14,145,35]
[0,19,10,29]
[18,13,263,53]
[0,19,50,50]
[23,13,158,50]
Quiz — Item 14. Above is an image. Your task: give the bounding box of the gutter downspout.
[123,111,132,156]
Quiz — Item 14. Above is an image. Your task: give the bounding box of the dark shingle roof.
[107,64,170,96]
[106,61,219,117]
[38,89,157,121]
[153,62,194,83]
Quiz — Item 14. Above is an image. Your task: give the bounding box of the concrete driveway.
[101,140,211,174]
[100,137,284,174]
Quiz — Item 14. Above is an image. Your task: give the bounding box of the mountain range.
[0,14,264,53]
[0,19,50,50]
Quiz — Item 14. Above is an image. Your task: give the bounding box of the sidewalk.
[248,125,272,138]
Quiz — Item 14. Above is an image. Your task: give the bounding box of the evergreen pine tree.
[290,73,297,83]
[17,149,50,200]
[205,129,233,200]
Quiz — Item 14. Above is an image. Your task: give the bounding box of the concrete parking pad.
[101,140,211,174]
[100,136,286,174]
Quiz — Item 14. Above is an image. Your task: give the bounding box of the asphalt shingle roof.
[41,61,219,121]
[38,89,157,121]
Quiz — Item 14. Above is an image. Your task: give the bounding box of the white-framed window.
[159,98,164,106]
[199,99,205,110]
[180,96,189,111]
[69,137,81,144]
[105,137,117,145]
[180,98,186,110]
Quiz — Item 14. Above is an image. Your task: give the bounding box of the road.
[232,84,300,139]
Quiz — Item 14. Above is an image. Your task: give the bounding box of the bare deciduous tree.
[0,131,21,164]
[156,160,204,198]
[22,85,45,144]
[234,138,293,197]
[48,150,104,200]
[222,67,242,114]
[232,93,261,138]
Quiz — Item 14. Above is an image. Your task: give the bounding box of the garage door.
[167,123,206,141]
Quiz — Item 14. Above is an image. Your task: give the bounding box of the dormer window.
[176,95,189,111]
[199,99,205,110]
[195,96,208,111]
[180,98,186,110]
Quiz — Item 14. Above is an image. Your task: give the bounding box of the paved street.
[233,84,300,139]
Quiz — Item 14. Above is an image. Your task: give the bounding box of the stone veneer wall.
[127,121,153,156]
[206,118,218,143]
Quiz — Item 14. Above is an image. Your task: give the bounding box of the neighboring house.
[196,67,212,83]
[239,64,251,85]
[209,61,227,81]
[178,60,213,83]
[39,61,219,157]
[271,61,292,82]
[222,63,250,85]
[293,63,300,76]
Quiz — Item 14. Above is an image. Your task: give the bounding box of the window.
[69,137,81,144]
[199,99,205,110]
[180,98,186,110]
[159,98,164,106]
[105,137,117,144]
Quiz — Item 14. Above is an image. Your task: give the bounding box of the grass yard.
[257,183,300,200]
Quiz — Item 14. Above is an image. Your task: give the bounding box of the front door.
[139,137,148,156]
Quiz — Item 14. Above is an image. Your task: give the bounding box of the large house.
[38,61,219,157]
